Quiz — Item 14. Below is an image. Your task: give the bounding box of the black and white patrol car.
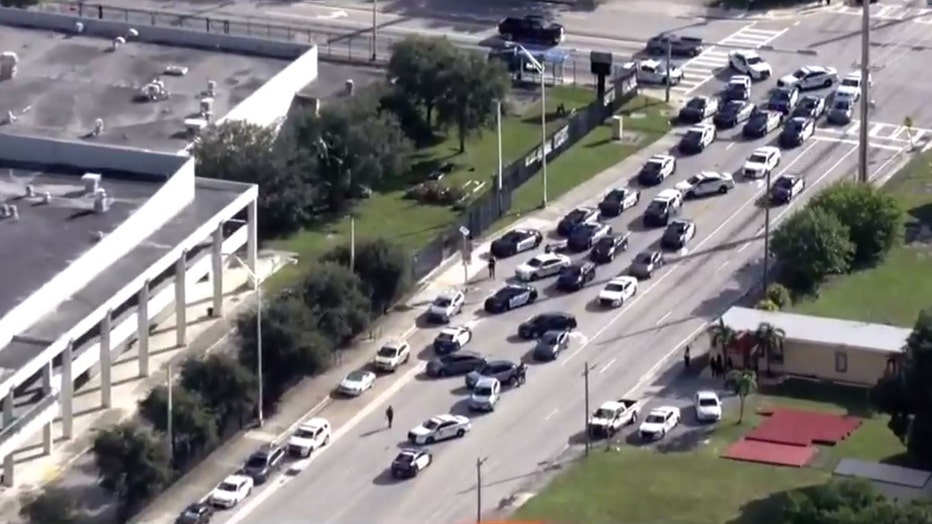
[770,174,805,204]
[678,123,716,154]
[660,219,697,250]
[490,228,543,258]
[391,449,433,479]
[637,154,677,186]
[568,222,613,252]
[598,186,641,216]
[557,206,599,236]
[483,284,538,313]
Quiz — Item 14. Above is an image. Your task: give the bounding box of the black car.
[518,312,578,339]
[176,503,213,524]
[556,261,597,292]
[533,330,570,361]
[391,449,432,479]
[643,197,680,227]
[779,117,815,148]
[590,233,630,263]
[660,219,697,250]
[792,95,825,120]
[557,207,598,236]
[713,100,755,129]
[568,222,612,251]
[598,187,640,216]
[678,96,717,124]
[490,228,543,258]
[742,109,783,138]
[771,174,805,204]
[426,352,487,377]
[769,86,799,115]
[466,360,523,388]
[483,284,538,313]
[646,33,704,57]
[498,15,564,45]
[723,79,751,102]
[243,443,286,484]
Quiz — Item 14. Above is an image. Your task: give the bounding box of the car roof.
[533,253,564,262]
[669,218,692,227]
[300,417,329,430]
[735,49,759,57]
[437,289,461,299]
[397,448,423,457]
[648,154,673,162]
[649,406,678,415]
[636,249,658,258]
[696,390,720,399]
[608,276,636,285]
[345,369,373,380]
[754,146,779,155]
[572,206,596,213]
[439,326,466,335]
[656,188,681,200]
[224,474,251,483]
[382,338,407,348]
[475,376,501,387]
[728,75,749,82]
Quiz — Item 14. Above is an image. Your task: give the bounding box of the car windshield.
[645,414,666,424]
[596,237,614,248]
[793,69,807,79]
[218,482,238,492]
[563,266,582,277]
[422,419,441,430]
[246,456,266,469]
[643,161,661,172]
[294,428,315,438]
[183,509,201,518]
[594,408,614,418]
[834,100,851,110]
[567,209,586,221]
[607,189,625,200]
[432,297,451,307]
[474,386,493,396]
[786,121,802,132]
[395,454,415,465]
[377,347,398,358]
[773,90,791,102]
[346,371,366,382]
[841,77,859,87]
[685,131,701,141]
[686,175,701,185]
[527,258,544,268]
[725,101,744,112]
[775,177,794,188]
[699,398,719,407]
[748,154,768,164]
[635,252,654,264]
[800,98,817,108]
[604,283,625,292]
[686,98,706,109]
[669,222,687,233]
[542,333,559,344]
[747,55,763,65]
[502,232,522,242]
[436,333,453,342]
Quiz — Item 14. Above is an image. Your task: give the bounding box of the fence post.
[205,17,210,32]
[97,5,102,19]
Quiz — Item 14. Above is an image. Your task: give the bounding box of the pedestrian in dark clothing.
[684,345,691,370]
[710,355,718,377]
[714,355,723,377]
[725,355,734,371]
[385,406,394,429]
[488,256,496,279]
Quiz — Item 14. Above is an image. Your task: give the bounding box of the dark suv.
[243,443,286,484]
[176,503,213,524]
[518,312,578,339]
[646,33,703,57]
[498,15,564,45]
[556,261,597,292]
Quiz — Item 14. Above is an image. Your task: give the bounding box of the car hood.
[588,417,611,426]
[374,354,397,363]
[743,161,767,171]
[211,490,236,501]
[599,288,624,299]
[748,62,771,73]
[340,380,363,389]
[674,181,693,191]
[835,86,858,97]
[639,422,666,433]
[409,426,432,437]
[288,435,315,448]
[697,405,722,416]
[778,74,799,85]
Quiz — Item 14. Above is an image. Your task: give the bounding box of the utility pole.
[665,40,672,103]
[763,170,772,290]
[857,0,871,183]
[540,64,548,208]
[584,362,591,456]
[496,100,503,193]
[349,215,356,272]
[166,361,174,461]
[371,0,378,62]
[256,282,264,427]
[475,456,488,524]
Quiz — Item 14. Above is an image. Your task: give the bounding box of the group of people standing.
[709,353,734,378]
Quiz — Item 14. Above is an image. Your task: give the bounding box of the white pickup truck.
[587,398,641,438]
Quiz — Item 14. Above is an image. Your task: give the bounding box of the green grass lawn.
[514,379,907,524]
[789,151,932,327]
[268,90,671,289]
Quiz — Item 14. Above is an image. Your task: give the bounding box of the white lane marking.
[813,136,904,152]
[560,140,823,367]
[725,143,735,150]
[598,358,617,374]
[544,409,560,421]
[736,243,751,253]
[655,312,672,326]
[714,261,730,273]
[224,361,427,524]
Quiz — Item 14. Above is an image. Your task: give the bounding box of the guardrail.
[0,394,59,460]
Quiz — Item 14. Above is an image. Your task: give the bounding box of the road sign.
[459,226,470,237]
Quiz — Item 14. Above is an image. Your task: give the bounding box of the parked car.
[532,330,571,361]
[518,312,578,339]
[338,370,375,396]
[556,260,597,291]
[646,33,704,57]
[631,59,683,85]
[723,75,751,102]
[792,95,826,120]
[629,250,665,279]
[678,96,719,123]
[660,219,697,250]
[557,206,599,236]
[497,15,564,45]
[742,108,783,138]
[597,276,638,308]
[587,398,641,437]
[176,503,213,524]
[433,325,473,354]
[426,288,465,323]
[483,283,538,313]
[391,448,433,479]
[209,475,253,509]
[638,406,681,440]
[771,174,805,204]
[728,49,772,80]
[678,123,716,154]
[426,351,487,377]
[637,154,677,186]
[778,116,815,148]
[466,360,522,389]
[643,189,683,227]
[373,339,411,372]
[741,146,781,179]
[598,186,641,216]
[408,414,472,445]
[514,253,571,281]
[827,97,854,125]
[243,443,286,484]
[469,377,502,412]
[768,86,799,115]
[777,65,837,90]
[713,100,755,128]
[694,390,723,422]
[568,222,612,251]
[287,418,331,458]
[675,172,734,199]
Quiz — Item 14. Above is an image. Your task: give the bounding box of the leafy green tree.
[301,263,371,344]
[872,307,932,465]
[782,478,889,524]
[811,182,903,266]
[324,238,412,314]
[753,322,786,374]
[755,298,779,311]
[436,51,510,153]
[180,354,258,431]
[765,283,792,309]
[388,35,459,128]
[288,99,412,214]
[193,121,316,238]
[237,296,336,403]
[708,318,737,356]
[92,421,172,522]
[19,487,79,524]
[138,385,218,468]
[770,207,854,292]
[729,370,757,423]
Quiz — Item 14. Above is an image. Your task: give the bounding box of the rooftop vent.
[0,51,19,81]
[93,189,110,214]
[24,184,34,198]
[82,173,101,194]
[42,192,52,204]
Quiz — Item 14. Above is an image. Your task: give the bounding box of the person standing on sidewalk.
[487,256,496,280]
[385,405,394,429]
[684,345,691,370]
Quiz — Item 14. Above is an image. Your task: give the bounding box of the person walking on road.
[487,256,497,280]
[684,345,691,370]
[385,405,394,429]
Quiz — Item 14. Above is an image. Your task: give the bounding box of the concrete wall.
[0,184,257,400]
[219,45,319,128]
[0,7,309,59]
[773,341,893,386]
[0,133,187,178]
[0,159,196,351]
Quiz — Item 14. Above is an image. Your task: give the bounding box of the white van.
[468,378,501,412]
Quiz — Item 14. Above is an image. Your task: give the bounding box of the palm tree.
[708,318,737,357]
[730,370,758,424]
[753,322,786,375]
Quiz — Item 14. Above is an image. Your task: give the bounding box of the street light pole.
[166,360,174,461]
[496,100,503,192]
[665,40,672,103]
[514,44,548,207]
[476,456,488,524]
[857,0,871,183]
[350,215,356,272]
[763,170,772,290]
[584,361,591,456]
[371,0,378,62]
[256,283,264,427]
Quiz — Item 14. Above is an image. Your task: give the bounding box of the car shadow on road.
[449,398,491,418]
[358,427,391,439]
[506,333,529,344]
[520,348,549,365]
[372,469,404,486]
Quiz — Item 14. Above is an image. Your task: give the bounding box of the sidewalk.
[0,252,289,523]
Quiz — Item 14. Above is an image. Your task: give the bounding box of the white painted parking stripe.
[813,136,906,152]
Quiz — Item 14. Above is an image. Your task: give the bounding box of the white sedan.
[741,146,781,179]
[777,65,838,91]
[675,172,735,198]
[728,49,772,80]
[631,58,684,85]
[338,370,376,396]
[515,253,571,281]
[209,474,253,509]
[638,406,681,440]
[407,414,472,445]
[597,276,638,308]
[432,325,472,353]
[694,390,723,422]
[834,71,870,101]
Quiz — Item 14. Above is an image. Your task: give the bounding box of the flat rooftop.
[0,26,289,152]
[303,62,383,101]
[0,174,248,380]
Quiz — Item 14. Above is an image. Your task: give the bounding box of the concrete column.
[137,282,150,378]
[61,341,74,440]
[2,391,13,487]
[175,253,188,347]
[211,226,224,317]
[99,311,112,409]
[246,200,258,290]
[42,362,53,455]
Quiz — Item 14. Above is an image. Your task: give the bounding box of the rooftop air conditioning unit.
[93,189,110,214]
[82,173,101,194]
